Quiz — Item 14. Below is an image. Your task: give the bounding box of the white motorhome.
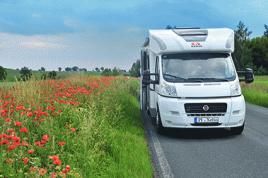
[140,28,254,134]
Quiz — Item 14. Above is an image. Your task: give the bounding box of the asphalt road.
[144,103,268,178]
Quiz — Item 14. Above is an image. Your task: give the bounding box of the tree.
[166,25,173,29]
[79,68,87,72]
[101,68,112,76]
[249,37,268,73]
[48,71,57,79]
[112,67,120,76]
[0,66,7,81]
[58,67,62,72]
[264,24,268,37]
[72,66,79,72]
[100,67,104,71]
[40,67,46,72]
[95,67,100,72]
[20,67,32,81]
[65,67,72,72]
[129,60,140,77]
[233,21,253,69]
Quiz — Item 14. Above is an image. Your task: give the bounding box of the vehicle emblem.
[203,105,209,111]
[191,42,202,47]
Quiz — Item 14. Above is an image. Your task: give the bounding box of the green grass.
[68,79,153,177]
[242,75,268,107]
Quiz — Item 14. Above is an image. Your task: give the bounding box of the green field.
[242,76,268,107]
[3,68,100,82]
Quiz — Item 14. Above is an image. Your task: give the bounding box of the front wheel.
[155,109,165,134]
[230,123,244,135]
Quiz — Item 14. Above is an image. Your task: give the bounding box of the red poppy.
[14,121,22,127]
[5,118,11,123]
[42,134,49,142]
[22,157,29,165]
[58,141,66,146]
[20,127,28,133]
[70,128,76,132]
[28,149,34,154]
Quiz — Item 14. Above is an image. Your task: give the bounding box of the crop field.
[241,76,268,108]
[0,76,152,177]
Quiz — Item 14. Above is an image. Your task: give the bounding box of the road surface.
[144,103,268,178]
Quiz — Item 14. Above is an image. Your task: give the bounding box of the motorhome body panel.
[149,28,234,54]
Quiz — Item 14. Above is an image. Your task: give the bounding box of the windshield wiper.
[163,74,186,80]
[184,78,204,82]
[186,77,229,82]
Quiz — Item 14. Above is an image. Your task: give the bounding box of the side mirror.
[245,68,254,83]
[142,72,159,85]
[237,68,254,83]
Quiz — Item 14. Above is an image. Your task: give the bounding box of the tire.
[155,108,165,134]
[230,123,244,135]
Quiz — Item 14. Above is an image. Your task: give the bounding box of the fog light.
[170,111,180,115]
[232,110,240,115]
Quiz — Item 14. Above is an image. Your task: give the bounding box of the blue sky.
[0,0,267,70]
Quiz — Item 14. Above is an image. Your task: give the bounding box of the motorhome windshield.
[162,53,236,82]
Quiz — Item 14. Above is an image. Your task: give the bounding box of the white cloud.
[0,32,66,49]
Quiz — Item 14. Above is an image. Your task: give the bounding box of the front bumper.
[157,95,245,128]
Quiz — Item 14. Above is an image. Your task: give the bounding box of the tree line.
[233,21,268,74]
[0,66,129,81]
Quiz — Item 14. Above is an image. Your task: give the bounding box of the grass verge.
[241,75,268,108]
[71,78,153,177]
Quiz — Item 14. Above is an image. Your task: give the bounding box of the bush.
[0,66,7,81]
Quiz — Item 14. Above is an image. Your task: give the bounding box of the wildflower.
[21,140,29,147]
[1,109,8,117]
[28,149,35,154]
[58,141,66,147]
[14,121,22,127]
[62,165,71,174]
[16,105,25,111]
[5,118,11,123]
[42,134,49,142]
[6,128,14,133]
[8,144,17,151]
[49,155,62,165]
[70,128,76,132]
[51,172,57,178]
[35,141,44,147]
[27,112,33,117]
[20,127,28,133]
[0,140,9,145]
[5,158,14,164]
[39,168,47,176]
[22,157,29,165]
[29,166,38,173]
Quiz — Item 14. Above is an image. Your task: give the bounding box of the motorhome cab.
[140,28,254,134]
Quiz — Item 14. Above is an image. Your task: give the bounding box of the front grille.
[185,103,227,113]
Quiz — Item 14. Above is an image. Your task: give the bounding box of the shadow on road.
[158,128,238,139]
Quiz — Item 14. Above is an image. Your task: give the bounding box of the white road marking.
[149,129,174,178]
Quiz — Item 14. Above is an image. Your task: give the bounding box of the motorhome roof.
[143,28,234,54]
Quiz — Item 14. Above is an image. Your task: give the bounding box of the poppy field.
[0,76,152,177]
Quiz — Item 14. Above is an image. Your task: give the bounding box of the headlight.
[159,82,177,97]
[230,81,241,96]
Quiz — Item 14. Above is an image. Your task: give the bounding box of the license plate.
[194,117,219,123]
